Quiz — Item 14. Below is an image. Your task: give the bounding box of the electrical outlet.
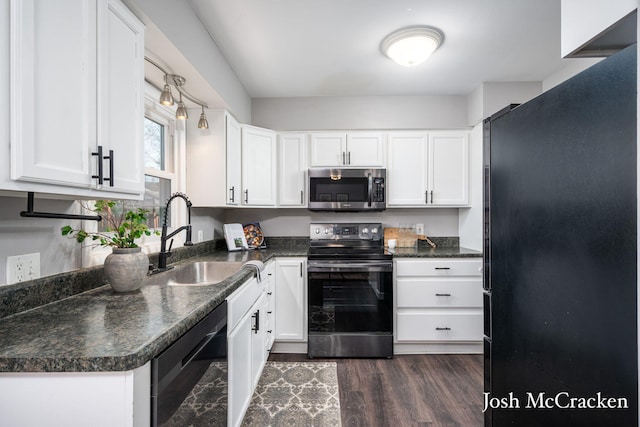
[6,253,41,284]
[415,223,425,236]
[197,230,204,243]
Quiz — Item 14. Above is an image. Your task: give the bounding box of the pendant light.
[197,105,209,129]
[175,92,188,120]
[381,26,444,67]
[159,75,174,106]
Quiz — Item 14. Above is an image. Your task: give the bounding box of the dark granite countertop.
[0,237,480,373]
[0,247,304,373]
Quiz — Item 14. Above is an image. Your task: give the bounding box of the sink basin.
[168,261,245,286]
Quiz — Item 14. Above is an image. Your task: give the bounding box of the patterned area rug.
[241,361,342,427]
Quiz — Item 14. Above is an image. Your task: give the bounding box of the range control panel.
[309,223,382,240]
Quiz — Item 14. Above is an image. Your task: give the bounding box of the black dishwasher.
[151,301,227,426]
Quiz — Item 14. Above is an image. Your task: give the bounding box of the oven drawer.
[396,312,483,341]
[397,278,482,308]
[396,259,482,277]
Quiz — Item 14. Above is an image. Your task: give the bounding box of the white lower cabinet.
[0,362,150,427]
[227,276,268,427]
[274,257,307,342]
[395,258,483,353]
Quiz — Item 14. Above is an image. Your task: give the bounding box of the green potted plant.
[61,200,157,292]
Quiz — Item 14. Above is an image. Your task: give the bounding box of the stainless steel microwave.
[308,168,386,211]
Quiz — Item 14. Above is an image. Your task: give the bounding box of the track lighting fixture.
[145,57,209,126]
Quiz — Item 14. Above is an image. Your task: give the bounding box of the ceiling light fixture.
[381,26,444,67]
[145,57,209,125]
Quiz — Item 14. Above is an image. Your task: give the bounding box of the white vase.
[103,247,149,292]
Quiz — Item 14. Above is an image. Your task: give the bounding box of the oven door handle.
[307,262,392,272]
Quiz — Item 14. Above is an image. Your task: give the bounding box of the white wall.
[467,82,542,126]
[542,58,603,91]
[0,196,81,285]
[252,95,469,130]
[458,123,483,251]
[224,208,459,238]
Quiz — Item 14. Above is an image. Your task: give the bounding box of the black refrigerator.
[484,44,637,426]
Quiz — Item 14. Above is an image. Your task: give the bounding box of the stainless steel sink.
[167,261,245,286]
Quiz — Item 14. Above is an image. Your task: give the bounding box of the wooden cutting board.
[383,227,398,246]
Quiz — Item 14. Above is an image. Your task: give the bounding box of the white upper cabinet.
[309,132,345,167]
[387,131,469,207]
[346,132,385,167]
[241,125,277,206]
[278,132,307,207]
[309,131,384,167]
[387,132,429,206]
[8,0,144,198]
[428,131,469,206]
[98,0,145,195]
[226,114,242,205]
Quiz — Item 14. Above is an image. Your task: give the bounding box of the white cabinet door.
[345,132,384,167]
[309,132,384,167]
[428,132,469,206]
[278,132,307,206]
[97,0,145,195]
[250,293,268,389]
[10,0,96,188]
[241,125,276,206]
[9,0,144,198]
[309,132,346,167]
[228,310,252,427]
[226,114,242,205]
[387,132,429,206]
[387,131,469,207]
[275,258,307,341]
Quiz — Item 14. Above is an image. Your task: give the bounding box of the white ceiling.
[187,0,570,99]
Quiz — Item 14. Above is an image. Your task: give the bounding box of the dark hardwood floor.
[269,353,483,427]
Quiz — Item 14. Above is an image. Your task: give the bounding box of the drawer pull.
[267,292,273,295]
[435,267,451,270]
[435,327,451,331]
[435,293,451,297]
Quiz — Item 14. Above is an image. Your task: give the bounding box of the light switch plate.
[6,253,41,284]
[415,223,425,235]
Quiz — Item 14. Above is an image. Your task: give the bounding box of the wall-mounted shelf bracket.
[20,192,102,221]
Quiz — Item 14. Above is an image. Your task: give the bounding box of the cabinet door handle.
[244,189,249,204]
[435,267,451,270]
[342,152,346,165]
[229,186,235,203]
[435,327,451,331]
[300,190,304,205]
[300,262,303,277]
[435,293,451,297]
[103,149,114,187]
[430,190,433,204]
[91,145,104,185]
[252,310,260,334]
[347,151,351,165]
[425,190,428,204]
[267,292,273,296]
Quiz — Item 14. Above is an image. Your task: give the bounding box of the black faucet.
[157,192,193,270]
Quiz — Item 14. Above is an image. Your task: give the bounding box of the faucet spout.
[157,192,193,270]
